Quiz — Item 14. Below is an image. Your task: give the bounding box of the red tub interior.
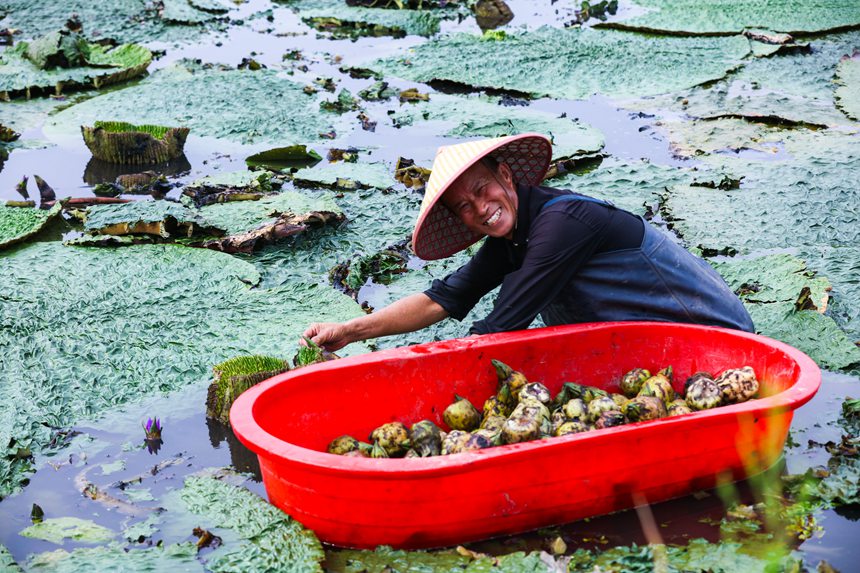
[231,322,820,549]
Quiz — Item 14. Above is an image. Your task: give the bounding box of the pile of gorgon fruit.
[326,360,760,458]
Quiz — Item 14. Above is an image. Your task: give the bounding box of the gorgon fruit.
[443,394,482,431]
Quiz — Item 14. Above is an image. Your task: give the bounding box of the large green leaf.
[0,544,22,573]
[600,0,860,34]
[200,190,342,235]
[801,246,860,343]
[712,254,860,370]
[20,518,115,545]
[626,32,860,128]
[368,28,751,100]
[43,63,342,146]
[291,0,441,37]
[549,158,699,214]
[82,200,210,234]
[179,476,325,573]
[662,131,860,254]
[835,54,860,121]
[292,161,395,191]
[0,203,60,249]
[388,94,604,161]
[0,0,232,44]
[0,242,366,498]
[25,543,203,573]
[0,40,151,98]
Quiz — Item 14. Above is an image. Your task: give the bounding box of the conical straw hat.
[412,133,552,260]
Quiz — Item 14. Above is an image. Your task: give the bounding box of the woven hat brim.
[412,134,552,260]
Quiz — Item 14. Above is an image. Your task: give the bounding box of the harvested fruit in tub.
[325,361,761,456]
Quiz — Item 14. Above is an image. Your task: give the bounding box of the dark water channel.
[0,371,858,570]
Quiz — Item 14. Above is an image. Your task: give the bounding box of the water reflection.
[82,154,192,185]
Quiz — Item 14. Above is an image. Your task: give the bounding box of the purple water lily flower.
[143,417,163,440]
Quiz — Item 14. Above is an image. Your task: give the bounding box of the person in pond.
[303,134,753,351]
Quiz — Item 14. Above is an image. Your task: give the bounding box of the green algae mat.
[368,28,751,99]
[0,242,365,498]
[600,0,860,35]
[43,63,344,146]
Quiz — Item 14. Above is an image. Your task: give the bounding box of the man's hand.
[303,322,354,352]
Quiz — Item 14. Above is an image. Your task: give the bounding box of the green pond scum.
[2,0,860,568]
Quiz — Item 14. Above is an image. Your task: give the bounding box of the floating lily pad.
[183,170,276,207]
[656,117,788,158]
[835,53,860,121]
[25,543,202,572]
[0,544,22,572]
[326,545,554,572]
[549,158,699,214]
[20,517,115,545]
[0,242,366,497]
[388,94,604,161]
[662,130,860,254]
[199,191,341,236]
[179,475,325,573]
[123,514,161,542]
[0,39,151,99]
[245,146,322,170]
[291,161,394,190]
[123,488,156,503]
[82,200,216,238]
[712,254,860,370]
[599,0,860,35]
[369,28,750,99]
[293,0,441,37]
[99,459,126,475]
[630,32,860,128]
[44,63,341,146]
[161,0,225,24]
[0,0,231,45]
[801,246,860,343]
[0,202,61,250]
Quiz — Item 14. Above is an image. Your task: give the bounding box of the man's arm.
[304,293,449,351]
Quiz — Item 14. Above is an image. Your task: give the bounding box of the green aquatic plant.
[0,35,152,98]
[835,53,860,121]
[178,475,325,572]
[294,0,441,38]
[183,170,276,207]
[713,254,860,370]
[369,28,750,99]
[81,121,189,165]
[20,517,115,545]
[82,200,217,239]
[0,242,367,498]
[206,355,290,424]
[597,0,860,35]
[0,202,61,250]
[387,94,604,162]
[44,62,341,145]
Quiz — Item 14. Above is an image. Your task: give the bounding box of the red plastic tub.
[230,322,820,549]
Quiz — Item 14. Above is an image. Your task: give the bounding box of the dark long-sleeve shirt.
[424,183,644,334]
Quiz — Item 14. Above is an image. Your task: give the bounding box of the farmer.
[303,134,753,351]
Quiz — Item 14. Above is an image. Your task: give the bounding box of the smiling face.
[441,159,518,240]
